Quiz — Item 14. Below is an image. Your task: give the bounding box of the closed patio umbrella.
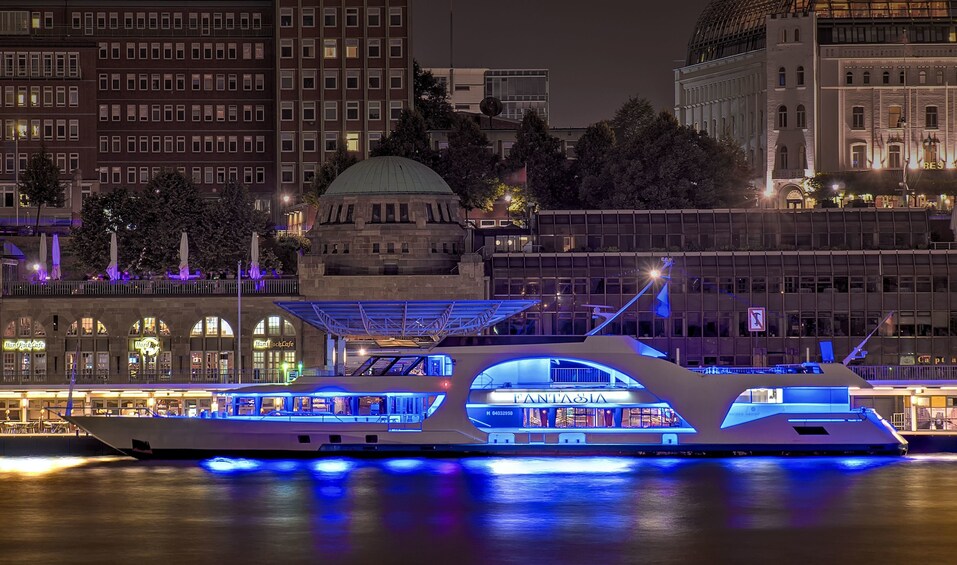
[107,232,119,281]
[250,232,261,280]
[51,233,61,280]
[38,233,47,280]
[178,232,189,280]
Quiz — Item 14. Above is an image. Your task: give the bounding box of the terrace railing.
[851,365,957,382]
[2,278,299,297]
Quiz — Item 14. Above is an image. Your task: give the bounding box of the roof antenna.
[843,311,894,366]
[587,257,673,336]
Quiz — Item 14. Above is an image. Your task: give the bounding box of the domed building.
[298,156,486,301]
[307,156,466,276]
[676,0,957,209]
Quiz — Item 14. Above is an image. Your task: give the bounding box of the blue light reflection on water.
[4,455,957,564]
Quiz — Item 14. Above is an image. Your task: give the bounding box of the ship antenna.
[842,311,894,366]
[587,257,673,336]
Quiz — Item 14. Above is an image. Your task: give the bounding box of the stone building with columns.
[675,0,957,210]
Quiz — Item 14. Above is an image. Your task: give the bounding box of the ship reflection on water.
[1,455,957,564]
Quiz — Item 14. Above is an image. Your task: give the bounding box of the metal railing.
[2,278,299,297]
[0,370,292,386]
[852,365,957,382]
[551,368,612,384]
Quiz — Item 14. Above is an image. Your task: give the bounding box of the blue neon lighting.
[312,459,355,475]
[201,457,263,474]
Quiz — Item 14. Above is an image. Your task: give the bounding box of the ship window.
[793,426,828,435]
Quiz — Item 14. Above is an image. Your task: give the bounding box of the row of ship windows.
[320,242,460,255]
[2,86,79,109]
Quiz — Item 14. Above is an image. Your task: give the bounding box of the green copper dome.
[324,156,453,196]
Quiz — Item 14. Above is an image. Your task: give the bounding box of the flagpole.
[236,260,242,384]
[588,257,673,336]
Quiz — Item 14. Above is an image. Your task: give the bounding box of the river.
[0,455,954,564]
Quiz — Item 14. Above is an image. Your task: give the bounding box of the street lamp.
[282,361,290,383]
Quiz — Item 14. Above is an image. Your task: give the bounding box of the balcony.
[2,277,299,297]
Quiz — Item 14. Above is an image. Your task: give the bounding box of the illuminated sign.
[2,339,46,352]
[133,337,161,357]
[747,307,767,332]
[923,161,944,170]
[252,338,295,350]
[487,389,635,406]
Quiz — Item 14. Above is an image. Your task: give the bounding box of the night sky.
[411,0,714,128]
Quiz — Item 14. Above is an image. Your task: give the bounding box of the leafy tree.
[413,60,454,130]
[305,140,358,206]
[18,145,66,231]
[505,111,578,209]
[586,112,754,210]
[70,188,140,275]
[194,180,273,273]
[574,121,616,207]
[611,96,655,142]
[132,170,207,273]
[371,109,438,167]
[436,115,500,217]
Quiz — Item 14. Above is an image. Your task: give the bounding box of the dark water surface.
[1,455,955,565]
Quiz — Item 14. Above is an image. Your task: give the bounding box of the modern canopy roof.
[324,156,454,197]
[275,300,538,338]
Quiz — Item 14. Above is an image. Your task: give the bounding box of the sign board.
[132,337,161,357]
[2,339,45,352]
[747,307,767,332]
[252,338,295,350]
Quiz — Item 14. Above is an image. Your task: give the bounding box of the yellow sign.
[2,339,45,352]
[252,338,295,350]
[923,161,944,170]
[133,337,161,357]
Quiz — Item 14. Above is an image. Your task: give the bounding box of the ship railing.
[252,411,424,425]
[551,368,612,384]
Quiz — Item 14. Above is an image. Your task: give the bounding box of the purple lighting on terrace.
[178,232,189,281]
[51,234,61,280]
[249,232,262,280]
[107,232,119,282]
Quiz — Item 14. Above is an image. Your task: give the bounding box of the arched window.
[899,70,905,84]
[128,317,171,382]
[845,71,853,85]
[796,105,806,128]
[778,145,789,169]
[794,28,800,42]
[919,70,926,84]
[796,66,805,86]
[2,317,47,383]
[189,317,235,382]
[778,67,786,87]
[252,316,297,382]
[882,71,890,84]
[779,28,787,43]
[66,317,109,382]
[777,105,788,129]
[863,71,871,84]
[936,70,944,85]
[798,145,807,169]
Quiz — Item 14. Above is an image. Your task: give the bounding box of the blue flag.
[655,284,670,318]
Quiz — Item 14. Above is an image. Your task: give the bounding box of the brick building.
[0,0,411,226]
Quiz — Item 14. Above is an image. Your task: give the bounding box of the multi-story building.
[0,1,411,225]
[428,67,549,123]
[675,0,957,210]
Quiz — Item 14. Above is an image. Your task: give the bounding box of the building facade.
[428,67,549,123]
[0,0,411,225]
[675,0,957,210]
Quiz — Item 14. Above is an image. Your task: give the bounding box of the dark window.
[796,66,804,86]
[371,203,381,223]
[297,435,311,444]
[329,434,341,444]
[426,204,435,222]
[793,426,829,436]
[778,67,786,87]
[385,203,395,222]
[399,203,409,222]
[345,204,354,222]
[882,71,889,84]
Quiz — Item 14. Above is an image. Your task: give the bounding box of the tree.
[611,96,655,142]
[132,170,207,273]
[436,115,500,217]
[505,111,578,209]
[586,111,754,210]
[194,180,273,273]
[305,141,358,206]
[371,109,438,167]
[574,121,616,207]
[70,188,140,275]
[18,145,66,232]
[413,60,454,130]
